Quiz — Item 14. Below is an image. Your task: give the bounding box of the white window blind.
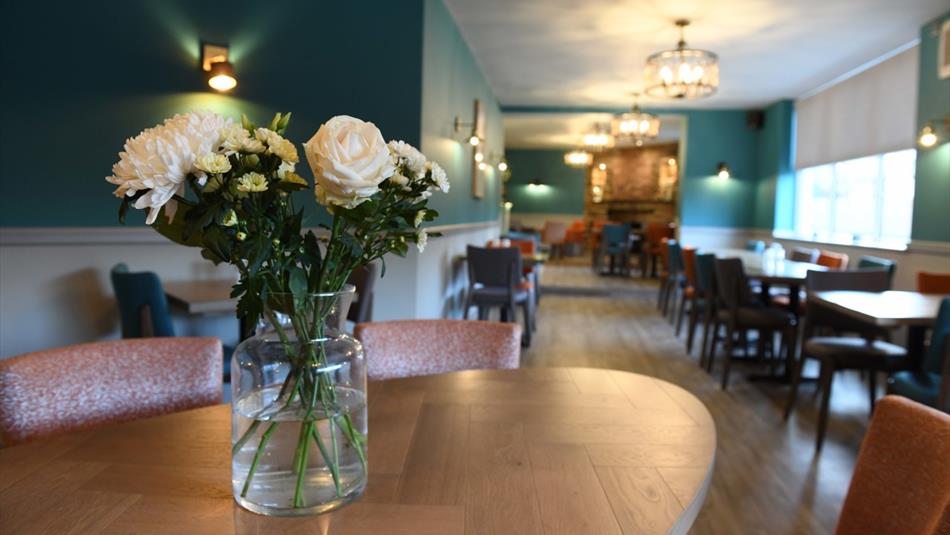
[795,45,919,170]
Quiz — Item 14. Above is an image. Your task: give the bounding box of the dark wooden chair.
[783,269,910,451]
[709,258,797,390]
[464,245,534,347]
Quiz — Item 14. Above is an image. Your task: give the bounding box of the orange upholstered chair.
[564,220,586,244]
[642,222,675,277]
[817,250,850,270]
[834,395,950,535]
[354,320,521,381]
[918,272,950,295]
[0,338,222,446]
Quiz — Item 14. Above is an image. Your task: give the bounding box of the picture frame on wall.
[471,99,486,199]
[939,19,950,80]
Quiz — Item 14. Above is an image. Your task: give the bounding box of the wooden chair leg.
[700,307,714,368]
[815,361,835,452]
[686,300,699,354]
[783,343,807,421]
[868,370,877,415]
[657,277,667,309]
[721,325,736,390]
[520,301,532,347]
[477,306,488,321]
[706,319,720,372]
[675,292,688,336]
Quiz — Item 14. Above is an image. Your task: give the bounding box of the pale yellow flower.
[414,209,426,227]
[256,128,299,163]
[195,153,231,174]
[221,209,238,227]
[236,172,268,193]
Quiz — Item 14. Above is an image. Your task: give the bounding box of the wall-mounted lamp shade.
[716,162,731,179]
[918,123,938,148]
[207,61,237,92]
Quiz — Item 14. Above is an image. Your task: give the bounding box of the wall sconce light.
[497,159,509,172]
[474,152,484,162]
[527,179,549,191]
[201,42,237,92]
[716,162,731,179]
[918,115,950,148]
[454,100,484,146]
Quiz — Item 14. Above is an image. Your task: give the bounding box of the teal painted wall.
[419,0,503,225]
[911,12,950,243]
[506,150,585,214]
[0,0,425,227]
[753,100,795,231]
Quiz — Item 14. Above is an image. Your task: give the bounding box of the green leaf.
[153,205,203,248]
[241,114,256,133]
[288,266,308,307]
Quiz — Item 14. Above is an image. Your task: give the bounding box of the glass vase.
[230,287,367,516]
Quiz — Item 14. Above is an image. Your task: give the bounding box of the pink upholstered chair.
[0,337,223,446]
[354,320,521,380]
[835,395,950,535]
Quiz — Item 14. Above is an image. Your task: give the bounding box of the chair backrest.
[346,262,379,324]
[789,247,820,263]
[509,239,537,257]
[745,240,766,253]
[667,240,684,274]
[922,298,950,375]
[541,221,568,244]
[857,256,897,283]
[918,272,950,295]
[834,396,950,535]
[600,223,630,246]
[694,253,717,296]
[804,270,892,335]
[110,263,175,338]
[467,245,522,289]
[713,258,755,310]
[681,246,699,287]
[0,338,222,446]
[817,251,850,270]
[645,222,675,247]
[354,320,522,380]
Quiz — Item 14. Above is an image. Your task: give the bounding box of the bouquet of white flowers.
[107,111,447,514]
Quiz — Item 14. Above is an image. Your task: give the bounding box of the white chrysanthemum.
[222,123,265,154]
[388,140,426,177]
[415,229,428,252]
[106,111,232,224]
[389,173,409,186]
[195,153,231,174]
[429,161,449,193]
[255,128,299,163]
[236,172,268,192]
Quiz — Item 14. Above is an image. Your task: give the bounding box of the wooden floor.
[522,261,876,535]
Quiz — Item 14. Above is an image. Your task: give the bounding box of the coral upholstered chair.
[0,338,222,446]
[354,320,521,381]
[835,396,950,535]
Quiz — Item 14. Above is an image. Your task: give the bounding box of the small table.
[811,291,944,362]
[164,280,238,314]
[702,248,826,310]
[0,368,716,535]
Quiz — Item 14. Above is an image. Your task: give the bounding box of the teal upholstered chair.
[598,223,631,275]
[110,263,233,382]
[857,256,897,286]
[887,297,950,413]
[110,263,174,338]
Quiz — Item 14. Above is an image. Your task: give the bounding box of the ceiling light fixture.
[612,92,660,146]
[583,124,613,151]
[201,42,237,92]
[644,20,719,99]
[564,149,593,167]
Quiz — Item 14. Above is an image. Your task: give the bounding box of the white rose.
[255,128,299,163]
[304,115,395,208]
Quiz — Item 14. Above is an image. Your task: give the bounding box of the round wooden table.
[0,367,716,534]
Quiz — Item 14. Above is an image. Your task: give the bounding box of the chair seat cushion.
[805,337,908,369]
[718,307,794,329]
[887,371,941,407]
[472,287,529,303]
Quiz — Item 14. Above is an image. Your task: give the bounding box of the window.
[793,149,916,249]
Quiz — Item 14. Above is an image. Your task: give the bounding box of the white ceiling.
[504,113,682,149]
[443,0,947,109]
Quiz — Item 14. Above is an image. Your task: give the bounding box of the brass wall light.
[201,42,237,92]
[454,100,484,146]
[716,162,731,179]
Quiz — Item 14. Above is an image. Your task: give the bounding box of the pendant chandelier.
[564,148,593,167]
[644,19,719,99]
[612,93,660,146]
[582,124,613,151]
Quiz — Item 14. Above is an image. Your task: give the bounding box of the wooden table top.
[0,367,716,535]
[164,280,238,314]
[811,291,944,327]
[702,248,826,284]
